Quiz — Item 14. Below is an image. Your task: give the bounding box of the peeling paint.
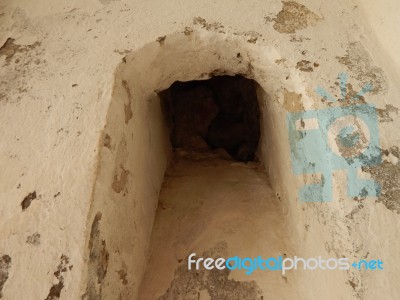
[86,212,109,300]
[363,147,400,213]
[0,38,41,65]
[0,255,11,299]
[284,91,304,112]
[376,104,399,122]
[296,60,314,72]
[193,17,224,33]
[337,42,388,94]
[45,254,71,300]
[273,1,321,34]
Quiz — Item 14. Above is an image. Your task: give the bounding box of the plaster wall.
[0,0,399,299]
[355,0,400,78]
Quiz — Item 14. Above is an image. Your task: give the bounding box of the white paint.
[0,0,399,299]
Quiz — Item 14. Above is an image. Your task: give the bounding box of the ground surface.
[139,152,299,299]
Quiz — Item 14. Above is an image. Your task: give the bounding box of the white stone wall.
[0,0,399,299]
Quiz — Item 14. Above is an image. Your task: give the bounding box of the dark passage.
[159,75,260,162]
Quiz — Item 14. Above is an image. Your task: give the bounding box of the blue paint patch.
[287,73,381,202]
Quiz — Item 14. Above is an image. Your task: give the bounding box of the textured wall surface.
[0,0,399,299]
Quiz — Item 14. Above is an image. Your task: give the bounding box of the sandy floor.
[138,152,301,299]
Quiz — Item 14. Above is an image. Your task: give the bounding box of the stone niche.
[80,31,348,299]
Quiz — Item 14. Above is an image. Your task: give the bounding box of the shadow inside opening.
[159,75,261,162]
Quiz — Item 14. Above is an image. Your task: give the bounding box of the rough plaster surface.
[138,155,343,300]
[0,0,399,299]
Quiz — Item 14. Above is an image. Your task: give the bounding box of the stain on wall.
[26,232,41,246]
[184,27,193,36]
[112,137,129,194]
[85,212,109,300]
[45,255,72,300]
[21,191,37,211]
[272,1,321,34]
[116,262,128,286]
[159,242,263,300]
[104,134,112,149]
[122,80,133,124]
[0,255,11,299]
[156,36,166,46]
[112,165,129,193]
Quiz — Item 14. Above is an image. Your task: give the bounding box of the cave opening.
[159,75,261,162]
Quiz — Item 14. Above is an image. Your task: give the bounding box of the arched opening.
[81,31,350,300]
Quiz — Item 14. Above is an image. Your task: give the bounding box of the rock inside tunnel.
[159,75,261,162]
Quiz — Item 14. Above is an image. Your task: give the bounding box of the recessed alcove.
[82,31,349,300]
